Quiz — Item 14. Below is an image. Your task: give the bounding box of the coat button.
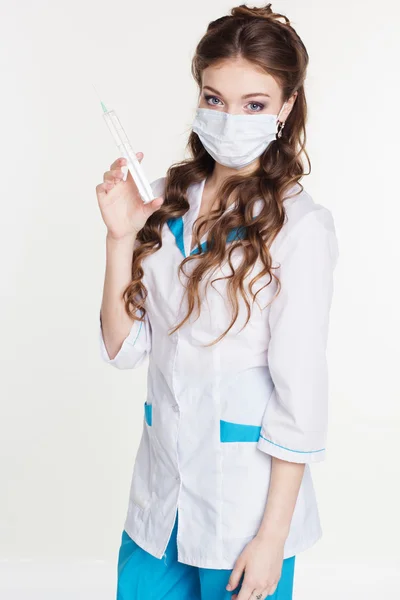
[172,403,179,412]
[175,474,181,482]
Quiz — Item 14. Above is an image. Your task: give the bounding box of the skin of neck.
[205,158,260,194]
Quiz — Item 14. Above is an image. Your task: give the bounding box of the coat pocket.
[220,419,261,443]
[220,440,272,538]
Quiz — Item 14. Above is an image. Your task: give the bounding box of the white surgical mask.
[192,101,287,169]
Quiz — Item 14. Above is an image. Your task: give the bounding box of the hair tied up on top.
[230,3,291,26]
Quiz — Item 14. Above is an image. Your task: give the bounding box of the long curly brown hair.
[124,3,310,346]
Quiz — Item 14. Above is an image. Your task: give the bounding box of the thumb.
[226,560,245,592]
[144,195,164,216]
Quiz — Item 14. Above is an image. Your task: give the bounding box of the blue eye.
[204,94,222,106]
[203,95,265,112]
[247,102,264,112]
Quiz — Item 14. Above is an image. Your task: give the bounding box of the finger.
[253,583,277,600]
[235,582,253,600]
[263,582,277,597]
[96,182,108,200]
[251,588,267,600]
[143,195,164,215]
[104,168,125,184]
[96,179,117,198]
[226,562,245,593]
[110,156,129,170]
[102,180,115,193]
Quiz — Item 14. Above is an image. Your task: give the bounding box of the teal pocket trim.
[220,419,261,442]
[144,402,152,426]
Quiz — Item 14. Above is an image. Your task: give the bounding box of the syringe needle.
[91,83,107,112]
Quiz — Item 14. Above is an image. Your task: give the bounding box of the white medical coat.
[99,175,339,568]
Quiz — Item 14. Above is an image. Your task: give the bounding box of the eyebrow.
[203,85,270,99]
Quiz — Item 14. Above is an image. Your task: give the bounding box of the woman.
[97,3,339,599]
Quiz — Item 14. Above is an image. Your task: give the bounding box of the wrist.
[106,231,138,246]
[256,523,289,545]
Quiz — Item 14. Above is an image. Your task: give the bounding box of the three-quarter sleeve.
[98,176,165,370]
[99,310,152,369]
[257,207,339,464]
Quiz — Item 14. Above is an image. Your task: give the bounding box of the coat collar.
[167,178,246,257]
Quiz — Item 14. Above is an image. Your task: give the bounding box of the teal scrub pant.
[116,511,296,599]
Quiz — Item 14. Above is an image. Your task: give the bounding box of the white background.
[1,0,399,598]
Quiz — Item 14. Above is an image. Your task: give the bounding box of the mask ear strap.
[277,101,287,122]
[276,101,287,138]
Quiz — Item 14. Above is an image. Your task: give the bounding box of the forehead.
[201,57,281,98]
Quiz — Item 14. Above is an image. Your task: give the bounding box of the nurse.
[96,3,339,600]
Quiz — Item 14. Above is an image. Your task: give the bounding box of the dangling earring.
[277,120,285,138]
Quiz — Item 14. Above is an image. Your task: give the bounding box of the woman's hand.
[96,153,164,242]
[226,532,285,600]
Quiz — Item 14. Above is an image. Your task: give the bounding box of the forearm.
[100,233,137,360]
[256,457,305,543]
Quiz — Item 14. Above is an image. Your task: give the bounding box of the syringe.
[100,101,156,205]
